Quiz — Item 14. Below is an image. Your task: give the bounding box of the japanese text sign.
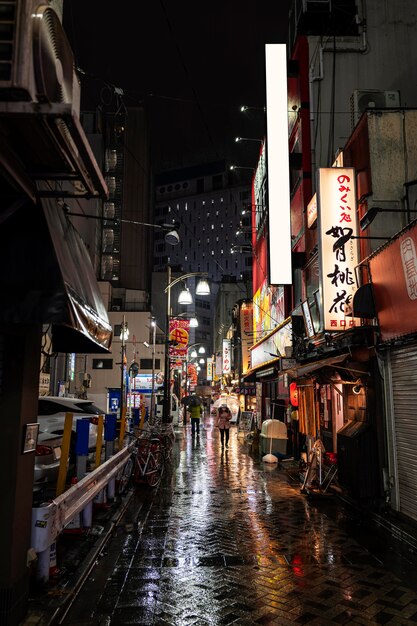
[169,318,190,357]
[222,339,231,375]
[318,168,360,332]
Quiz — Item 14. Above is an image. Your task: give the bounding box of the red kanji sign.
[169,318,190,357]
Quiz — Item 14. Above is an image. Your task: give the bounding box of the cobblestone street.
[62,417,417,625]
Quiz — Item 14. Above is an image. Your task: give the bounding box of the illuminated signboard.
[253,279,285,342]
[250,320,292,369]
[240,301,253,374]
[169,318,190,357]
[254,142,266,231]
[318,168,360,331]
[307,193,317,229]
[265,43,291,284]
[206,357,214,381]
[222,339,231,375]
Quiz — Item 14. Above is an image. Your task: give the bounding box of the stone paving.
[63,417,417,625]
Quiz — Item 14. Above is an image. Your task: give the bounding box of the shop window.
[93,359,113,370]
[140,358,161,369]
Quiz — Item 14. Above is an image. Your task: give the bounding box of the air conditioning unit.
[0,1,80,113]
[111,305,121,311]
[350,89,401,129]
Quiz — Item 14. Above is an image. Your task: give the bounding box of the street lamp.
[231,244,253,254]
[240,104,266,113]
[64,208,181,245]
[359,206,414,231]
[163,268,210,422]
[119,315,129,421]
[229,165,254,171]
[235,136,263,143]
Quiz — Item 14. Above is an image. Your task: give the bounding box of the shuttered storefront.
[390,344,417,521]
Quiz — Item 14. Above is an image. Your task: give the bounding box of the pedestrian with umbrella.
[182,394,203,438]
[216,403,232,449]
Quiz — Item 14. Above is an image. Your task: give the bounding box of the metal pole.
[120,314,126,420]
[150,317,156,424]
[163,265,171,423]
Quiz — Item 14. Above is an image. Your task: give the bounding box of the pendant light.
[178,287,193,305]
[196,278,210,295]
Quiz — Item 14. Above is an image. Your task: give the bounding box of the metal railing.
[31,442,134,582]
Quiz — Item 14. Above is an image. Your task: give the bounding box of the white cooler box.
[260,419,288,455]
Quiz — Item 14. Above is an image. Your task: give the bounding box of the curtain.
[298,383,319,436]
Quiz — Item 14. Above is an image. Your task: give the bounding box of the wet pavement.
[59,416,417,626]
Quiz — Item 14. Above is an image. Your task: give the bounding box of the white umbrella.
[212,396,240,420]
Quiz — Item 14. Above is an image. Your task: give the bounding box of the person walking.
[216,403,232,449]
[189,402,203,438]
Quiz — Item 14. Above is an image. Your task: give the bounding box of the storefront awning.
[0,197,112,353]
[283,352,349,379]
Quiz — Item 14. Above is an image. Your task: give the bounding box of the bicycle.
[134,434,164,487]
[116,430,164,493]
[155,423,175,462]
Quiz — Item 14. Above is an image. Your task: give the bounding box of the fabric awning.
[0,197,112,353]
[284,352,349,379]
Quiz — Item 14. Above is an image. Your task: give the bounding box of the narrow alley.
[60,416,417,626]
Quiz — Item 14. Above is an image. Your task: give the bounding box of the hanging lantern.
[290,382,298,407]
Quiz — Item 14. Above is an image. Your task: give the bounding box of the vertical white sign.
[222,339,231,375]
[265,43,292,284]
[206,357,214,381]
[318,168,360,331]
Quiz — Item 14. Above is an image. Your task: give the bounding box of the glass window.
[92,359,113,370]
[140,358,161,370]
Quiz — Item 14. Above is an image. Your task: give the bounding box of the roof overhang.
[0,197,112,353]
[283,352,349,379]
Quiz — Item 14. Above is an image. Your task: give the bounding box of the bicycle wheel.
[117,456,134,495]
[146,450,164,487]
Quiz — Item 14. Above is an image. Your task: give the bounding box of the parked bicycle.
[116,424,172,493]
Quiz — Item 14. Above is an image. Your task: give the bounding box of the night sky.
[64,1,291,173]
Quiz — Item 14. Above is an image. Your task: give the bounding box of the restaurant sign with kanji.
[318,167,360,332]
[169,318,190,357]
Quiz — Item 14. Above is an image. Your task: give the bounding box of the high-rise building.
[152,161,253,358]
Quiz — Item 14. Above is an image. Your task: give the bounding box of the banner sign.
[318,167,360,331]
[222,339,231,374]
[215,354,222,379]
[240,301,253,374]
[188,363,198,386]
[370,220,417,341]
[206,357,214,381]
[169,318,190,357]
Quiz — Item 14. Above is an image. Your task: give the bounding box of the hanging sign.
[318,167,360,331]
[222,339,231,374]
[206,357,214,381]
[169,318,190,357]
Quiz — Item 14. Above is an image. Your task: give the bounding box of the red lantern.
[290,382,298,407]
